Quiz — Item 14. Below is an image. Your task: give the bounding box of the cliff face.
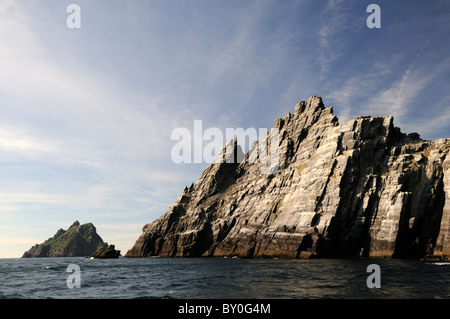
[126,96,450,259]
[22,221,108,258]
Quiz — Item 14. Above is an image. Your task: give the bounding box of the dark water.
[0,257,448,299]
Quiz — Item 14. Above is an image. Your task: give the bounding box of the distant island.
[22,221,109,258]
[126,96,450,260]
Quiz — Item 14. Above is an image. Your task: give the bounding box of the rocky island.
[22,221,108,258]
[126,96,450,259]
[89,245,121,259]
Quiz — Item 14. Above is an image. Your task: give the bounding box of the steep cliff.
[126,96,450,259]
[22,221,108,258]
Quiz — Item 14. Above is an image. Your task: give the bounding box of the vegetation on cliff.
[22,221,108,258]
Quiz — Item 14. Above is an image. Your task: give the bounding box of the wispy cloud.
[204,1,274,111]
[0,127,60,159]
[327,61,393,122]
[316,0,361,76]
[412,103,450,138]
[363,48,450,135]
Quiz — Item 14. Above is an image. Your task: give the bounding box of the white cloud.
[0,127,63,163]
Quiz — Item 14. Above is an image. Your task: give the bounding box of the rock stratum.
[126,96,450,259]
[22,221,108,258]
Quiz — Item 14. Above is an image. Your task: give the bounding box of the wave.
[133,295,175,299]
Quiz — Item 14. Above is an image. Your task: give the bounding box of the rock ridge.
[126,96,450,259]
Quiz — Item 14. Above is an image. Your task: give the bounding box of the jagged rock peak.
[69,220,80,228]
[125,95,450,260]
[294,95,325,114]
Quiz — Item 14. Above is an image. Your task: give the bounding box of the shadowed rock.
[89,245,121,259]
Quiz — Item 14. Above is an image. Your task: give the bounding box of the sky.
[0,0,449,258]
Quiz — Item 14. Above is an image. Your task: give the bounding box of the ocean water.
[0,257,448,299]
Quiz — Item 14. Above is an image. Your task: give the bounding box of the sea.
[0,257,448,300]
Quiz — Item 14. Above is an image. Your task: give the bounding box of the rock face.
[22,221,108,258]
[126,96,450,259]
[89,245,121,259]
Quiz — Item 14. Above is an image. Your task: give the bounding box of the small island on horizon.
[21,220,119,258]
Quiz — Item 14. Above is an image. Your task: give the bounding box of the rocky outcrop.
[125,96,450,259]
[89,245,121,259]
[22,221,108,258]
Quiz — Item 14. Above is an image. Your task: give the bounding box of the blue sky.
[0,0,449,257]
